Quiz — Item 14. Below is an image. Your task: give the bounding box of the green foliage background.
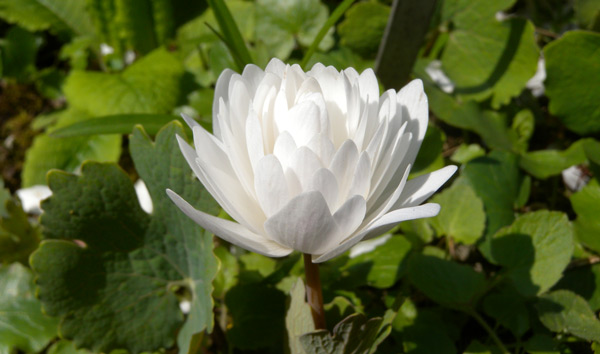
[1,0,600,353]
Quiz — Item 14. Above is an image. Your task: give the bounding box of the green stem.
[300,0,356,69]
[303,253,327,330]
[467,309,509,354]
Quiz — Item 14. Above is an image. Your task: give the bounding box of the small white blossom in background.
[179,300,191,314]
[134,179,153,214]
[168,59,456,263]
[526,57,546,97]
[425,60,455,94]
[562,165,590,192]
[495,11,511,21]
[124,50,137,65]
[100,43,114,56]
[16,185,52,214]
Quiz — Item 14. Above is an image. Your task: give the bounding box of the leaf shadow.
[453,19,526,95]
[491,232,540,296]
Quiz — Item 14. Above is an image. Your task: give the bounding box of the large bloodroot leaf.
[30,122,219,353]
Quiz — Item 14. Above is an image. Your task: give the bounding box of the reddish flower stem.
[303,253,327,330]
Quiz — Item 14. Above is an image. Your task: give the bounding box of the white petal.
[273,131,297,169]
[365,164,411,225]
[397,79,428,167]
[306,134,335,167]
[289,146,323,191]
[361,203,441,240]
[348,152,371,200]
[191,127,229,173]
[395,165,458,208]
[368,132,411,209]
[241,64,266,95]
[278,101,321,146]
[333,195,366,242]
[264,191,340,254]
[167,190,292,257]
[254,155,289,217]
[177,135,265,232]
[314,203,440,262]
[308,168,339,212]
[265,58,286,76]
[246,108,264,172]
[213,69,235,139]
[181,113,200,129]
[329,140,359,199]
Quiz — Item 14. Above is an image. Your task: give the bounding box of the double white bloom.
[167,59,456,262]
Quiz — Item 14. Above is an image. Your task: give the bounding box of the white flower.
[16,185,52,214]
[134,179,153,214]
[167,59,456,262]
[425,60,455,94]
[526,57,546,97]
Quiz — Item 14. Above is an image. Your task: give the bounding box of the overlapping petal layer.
[168,58,456,262]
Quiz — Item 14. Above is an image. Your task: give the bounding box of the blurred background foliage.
[1,0,600,353]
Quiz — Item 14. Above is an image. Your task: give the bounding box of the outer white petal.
[397,79,428,167]
[333,195,366,242]
[395,165,458,208]
[166,189,292,257]
[241,64,266,95]
[177,135,265,232]
[264,191,341,254]
[213,69,235,139]
[314,203,440,263]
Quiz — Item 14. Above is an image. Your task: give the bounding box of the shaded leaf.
[30,122,219,353]
[338,2,389,57]
[490,211,573,296]
[571,182,600,253]
[300,314,383,354]
[0,26,40,81]
[536,289,600,342]
[544,31,600,135]
[343,235,412,289]
[462,150,522,241]
[225,283,286,350]
[482,287,529,336]
[554,263,600,311]
[441,0,539,107]
[408,254,486,307]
